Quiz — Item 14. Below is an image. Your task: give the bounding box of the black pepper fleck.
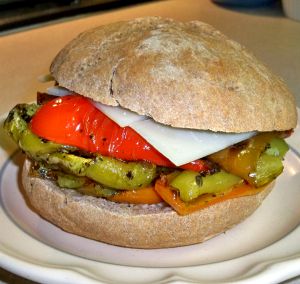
[126,171,133,180]
[195,175,203,186]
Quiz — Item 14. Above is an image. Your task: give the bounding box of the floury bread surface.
[22,159,273,248]
[50,17,297,132]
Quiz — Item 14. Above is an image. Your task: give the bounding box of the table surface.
[0,0,299,283]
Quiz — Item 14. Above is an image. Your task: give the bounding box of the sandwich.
[4,17,297,248]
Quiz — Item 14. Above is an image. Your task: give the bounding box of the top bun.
[50,17,297,132]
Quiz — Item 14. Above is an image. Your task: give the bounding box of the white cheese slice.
[93,102,148,127]
[130,119,255,166]
[47,86,73,97]
[92,102,256,166]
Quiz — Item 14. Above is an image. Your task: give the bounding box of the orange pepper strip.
[154,178,265,216]
[107,186,163,204]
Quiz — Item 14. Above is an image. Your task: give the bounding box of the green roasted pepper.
[170,170,242,202]
[57,172,87,189]
[45,152,156,189]
[250,137,289,187]
[56,172,117,198]
[4,103,38,142]
[86,156,156,189]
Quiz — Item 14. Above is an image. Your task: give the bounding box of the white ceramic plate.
[0,111,300,284]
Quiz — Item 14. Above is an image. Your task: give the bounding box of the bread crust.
[22,159,273,248]
[50,17,297,132]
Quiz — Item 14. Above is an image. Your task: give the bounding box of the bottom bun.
[22,159,273,248]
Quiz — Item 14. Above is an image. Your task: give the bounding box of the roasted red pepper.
[30,94,209,171]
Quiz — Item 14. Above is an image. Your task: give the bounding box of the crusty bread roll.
[51,17,297,132]
[21,17,294,248]
[22,159,273,248]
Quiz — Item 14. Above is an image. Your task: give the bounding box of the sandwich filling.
[4,92,290,215]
